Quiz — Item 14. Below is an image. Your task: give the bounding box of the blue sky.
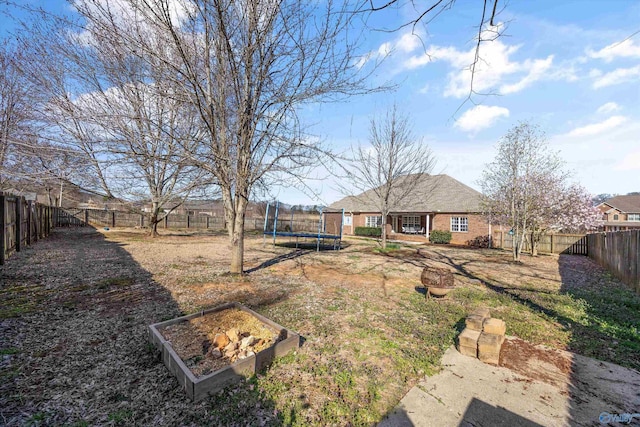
[293,0,640,206]
[2,1,639,205]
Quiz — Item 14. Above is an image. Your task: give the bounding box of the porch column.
[425,214,430,239]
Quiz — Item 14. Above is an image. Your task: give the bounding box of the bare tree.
[481,122,564,261]
[0,41,34,191]
[22,2,212,235]
[120,0,376,273]
[341,104,435,249]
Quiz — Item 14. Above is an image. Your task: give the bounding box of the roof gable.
[603,195,640,213]
[328,174,482,213]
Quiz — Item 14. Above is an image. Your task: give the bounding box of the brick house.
[325,174,490,245]
[597,195,640,231]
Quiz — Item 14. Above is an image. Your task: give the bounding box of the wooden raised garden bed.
[148,302,300,401]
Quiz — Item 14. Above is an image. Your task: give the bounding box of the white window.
[402,216,420,228]
[629,214,640,221]
[343,215,352,226]
[451,217,468,232]
[365,215,382,227]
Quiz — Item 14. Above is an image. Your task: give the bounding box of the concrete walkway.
[379,341,640,427]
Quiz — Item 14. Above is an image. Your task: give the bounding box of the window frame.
[613,214,619,221]
[450,216,469,232]
[628,213,640,221]
[365,215,382,228]
[343,215,352,226]
[402,215,420,228]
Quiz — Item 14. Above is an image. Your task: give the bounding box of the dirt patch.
[159,308,281,377]
[500,337,573,388]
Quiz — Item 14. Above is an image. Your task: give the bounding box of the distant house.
[325,174,490,245]
[597,195,640,231]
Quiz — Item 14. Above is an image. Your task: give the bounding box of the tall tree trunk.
[531,231,538,256]
[230,201,247,274]
[381,213,387,249]
[149,202,160,238]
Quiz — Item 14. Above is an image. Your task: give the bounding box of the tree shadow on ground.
[0,227,284,426]
[245,249,312,273]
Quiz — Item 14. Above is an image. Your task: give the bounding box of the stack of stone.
[457,308,506,365]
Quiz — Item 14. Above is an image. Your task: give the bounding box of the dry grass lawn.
[0,227,638,426]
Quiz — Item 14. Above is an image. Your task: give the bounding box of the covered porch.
[388,213,433,239]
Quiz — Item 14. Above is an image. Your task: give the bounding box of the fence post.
[140,214,144,228]
[26,200,32,245]
[15,197,22,252]
[550,234,554,254]
[206,216,210,229]
[187,214,190,229]
[0,193,5,265]
[164,216,168,229]
[111,211,116,228]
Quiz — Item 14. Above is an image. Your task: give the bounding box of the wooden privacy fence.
[587,230,639,292]
[492,231,588,255]
[68,208,265,231]
[0,193,64,265]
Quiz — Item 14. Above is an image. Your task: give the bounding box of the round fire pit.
[421,266,455,299]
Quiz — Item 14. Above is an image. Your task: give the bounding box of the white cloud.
[566,116,628,138]
[358,31,424,69]
[596,102,621,115]
[615,151,640,171]
[454,105,510,133]
[418,83,430,94]
[396,32,423,53]
[587,39,640,62]
[500,55,554,94]
[592,65,640,89]
[551,120,640,195]
[403,38,564,98]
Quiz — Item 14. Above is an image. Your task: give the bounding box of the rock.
[237,350,248,360]
[213,333,230,349]
[240,335,257,350]
[223,342,237,355]
[202,339,211,355]
[226,328,240,342]
[246,351,255,358]
[208,348,222,359]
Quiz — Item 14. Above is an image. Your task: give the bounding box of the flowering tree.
[528,181,602,255]
[482,121,602,259]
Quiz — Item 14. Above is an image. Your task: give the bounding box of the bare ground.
[0,227,638,426]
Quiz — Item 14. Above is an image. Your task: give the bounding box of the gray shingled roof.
[328,174,482,213]
[603,195,640,213]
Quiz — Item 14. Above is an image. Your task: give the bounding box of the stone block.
[470,308,491,319]
[457,344,477,358]
[478,332,504,355]
[458,328,481,348]
[465,315,486,331]
[478,350,500,365]
[483,318,506,336]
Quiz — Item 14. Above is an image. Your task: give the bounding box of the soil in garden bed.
[159,308,282,377]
